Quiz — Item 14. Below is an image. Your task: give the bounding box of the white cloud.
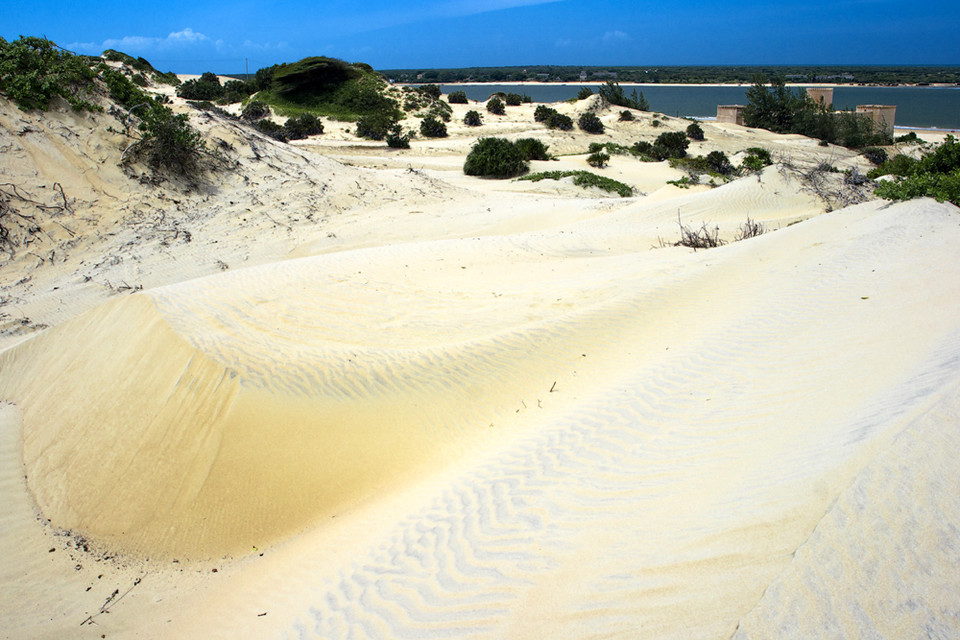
[167,27,209,43]
[602,30,630,43]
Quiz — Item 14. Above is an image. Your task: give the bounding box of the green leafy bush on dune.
[871,135,960,206]
[0,36,99,111]
[518,170,633,197]
[464,137,529,178]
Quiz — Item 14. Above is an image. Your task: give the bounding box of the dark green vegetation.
[102,49,179,86]
[686,121,704,141]
[447,90,468,104]
[463,138,529,178]
[578,112,604,134]
[598,81,649,111]
[871,135,960,206]
[384,65,960,86]
[419,115,448,138]
[253,56,400,123]
[515,138,551,161]
[743,76,891,148]
[0,37,206,175]
[587,152,610,168]
[486,96,506,115]
[741,147,773,172]
[577,87,594,100]
[517,171,634,197]
[463,109,483,126]
[0,36,99,111]
[618,110,634,122]
[386,125,411,149]
[534,105,573,131]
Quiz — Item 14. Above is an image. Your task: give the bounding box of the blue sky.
[2,0,958,74]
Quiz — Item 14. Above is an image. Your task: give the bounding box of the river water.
[438,84,960,130]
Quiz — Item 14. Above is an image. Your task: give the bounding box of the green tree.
[598,81,648,111]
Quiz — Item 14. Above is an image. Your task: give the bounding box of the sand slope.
[2,91,959,639]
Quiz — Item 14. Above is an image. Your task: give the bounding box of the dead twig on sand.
[80,575,144,627]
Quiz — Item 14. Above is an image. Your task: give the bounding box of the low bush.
[241,100,270,121]
[652,131,689,160]
[355,110,398,140]
[386,124,411,148]
[686,121,705,141]
[872,134,960,206]
[862,146,888,165]
[577,87,594,100]
[463,137,528,178]
[515,138,550,161]
[178,71,225,101]
[895,131,920,144]
[705,150,734,175]
[464,109,483,126]
[534,104,552,122]
[578,112,604,134]
[587,151,610,168]
[486,96,506,115]
[518,170,633,197]
[618,110,634,121]
[254,119,288,141]
[284,113,324,139]
[135,103,206,171]
[419,114,448,138]
[447,90,468,104]
[546,111,573,131]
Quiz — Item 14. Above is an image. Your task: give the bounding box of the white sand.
[1,85,959,639]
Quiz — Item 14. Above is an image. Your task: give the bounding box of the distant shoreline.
[410,81,959,89]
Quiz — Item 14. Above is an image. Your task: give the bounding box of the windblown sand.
[1,91,958,639]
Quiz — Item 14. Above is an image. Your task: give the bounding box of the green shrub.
[652,131,689,159]
[505,92,523,106]
[686,121,705,141]
[705,150,734,175]
[534,104,552,122]
[587,151,609,168]
[355,111,398,140]
[464,137,529,178]
[284,113,324,139]
[0,36,99,111]
[487,96,505,115]
[447,90,468,104]
[741,148,772,172]
[515,138,550,161]
[577,87,594,100]
[598,81,648,110]
[546,111,573,131]
[895,131,920,144]
[386,124,411,148]
[872,134,960,206]
[102,67,150,110]
[241,100,270,121]
[178,72,225,101]
[619,110,634,121]
[464,109,483,126]
[518,170,633,197]
[254,119,288,141]
[862,146,888,165]
[419,84,441,100]
[135,103,206,171]
[419,114,448,138]
[578,112,604,134]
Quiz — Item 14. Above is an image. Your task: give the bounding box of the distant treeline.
[381,65,960,86]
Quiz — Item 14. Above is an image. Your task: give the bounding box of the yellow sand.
[1,87,959,639]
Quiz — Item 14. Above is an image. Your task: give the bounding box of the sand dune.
[1,89,959,639]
